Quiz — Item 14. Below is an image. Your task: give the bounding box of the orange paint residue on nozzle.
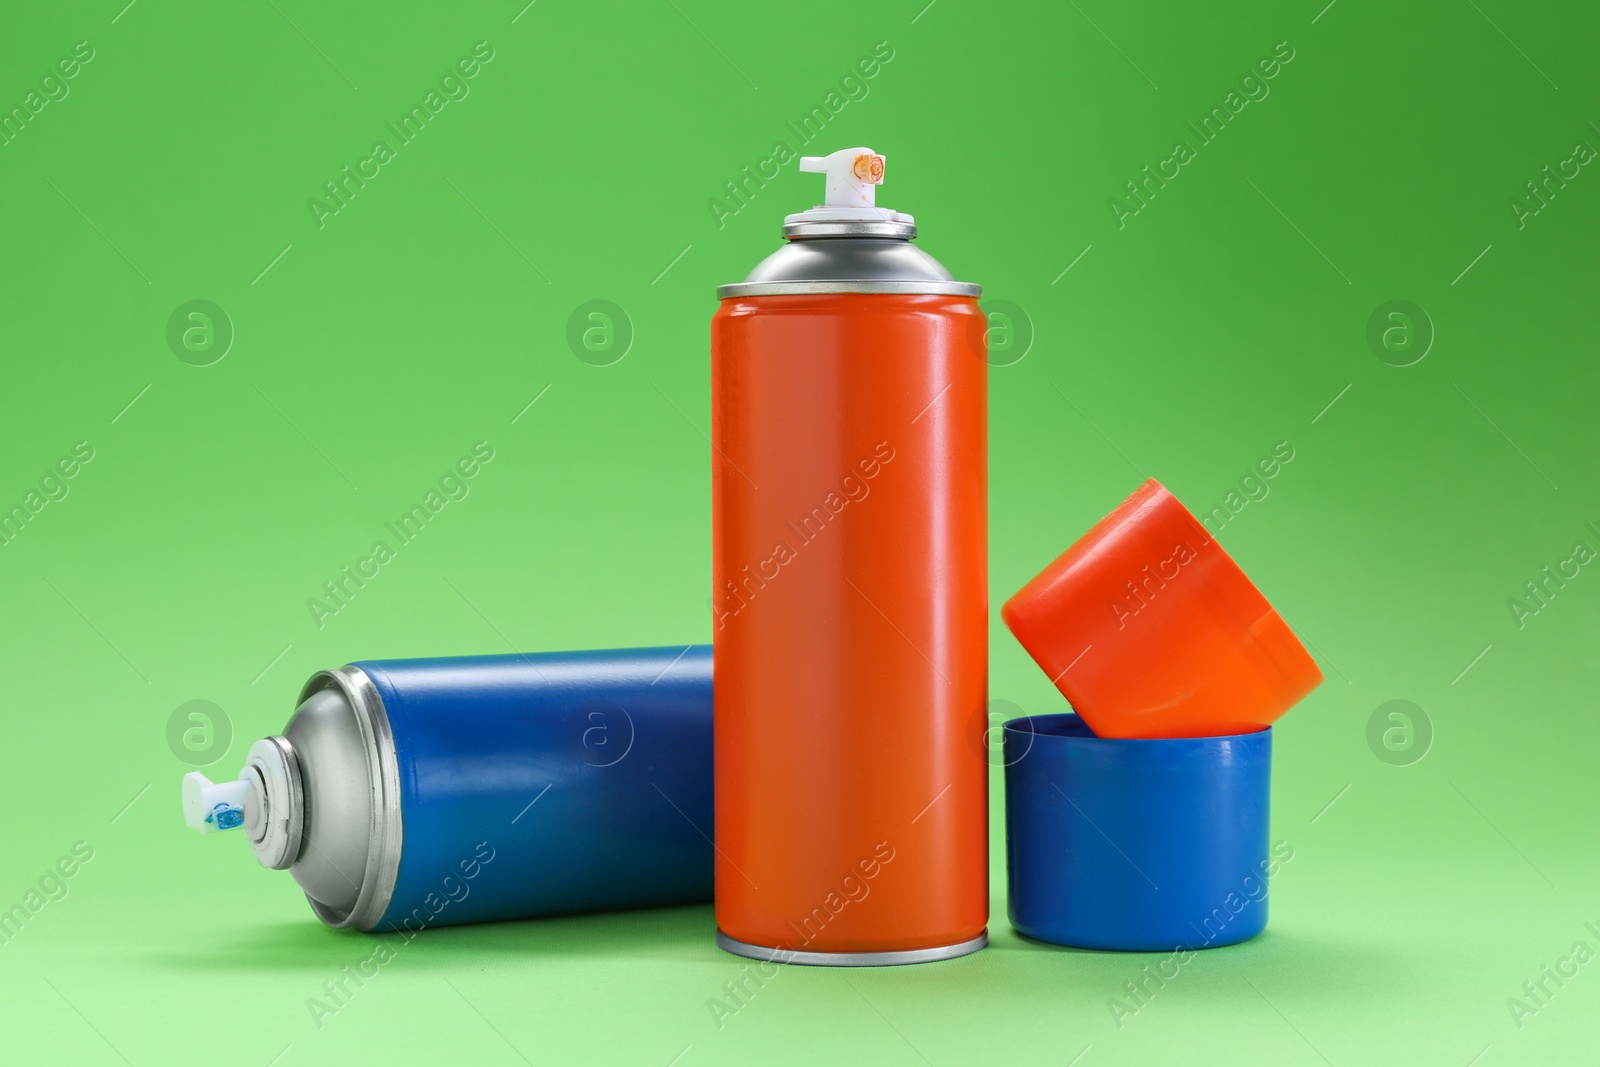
[853,153,885,182]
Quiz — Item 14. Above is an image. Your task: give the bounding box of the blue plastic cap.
[1003,714,1274,952]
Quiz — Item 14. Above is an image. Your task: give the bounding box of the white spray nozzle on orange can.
[800,147,886,208]
[786,146,914,230]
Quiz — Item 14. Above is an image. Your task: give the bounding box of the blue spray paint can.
[181,646,713,931]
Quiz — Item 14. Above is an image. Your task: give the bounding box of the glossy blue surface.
[1003,714,1273,952]
[353,647,713,932]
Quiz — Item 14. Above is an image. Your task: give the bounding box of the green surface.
[1,0,1596,1063]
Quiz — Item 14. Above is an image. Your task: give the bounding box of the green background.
[2,0,1596,1063]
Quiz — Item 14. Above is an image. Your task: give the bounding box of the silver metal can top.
[289,667,402,930]
[782,217,917,240]
[718,146,980,300]
[717,235,981,300]
[178,666,401,932]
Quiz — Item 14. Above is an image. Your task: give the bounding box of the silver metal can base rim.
[715,930,987,967]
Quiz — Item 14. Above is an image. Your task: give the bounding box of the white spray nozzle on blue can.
[182,772,252,834]
[179,738,304,870]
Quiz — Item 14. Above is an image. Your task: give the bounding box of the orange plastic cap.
[1001,479,1323,739]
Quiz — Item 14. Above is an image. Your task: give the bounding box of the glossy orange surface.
[1002,479,1323,739]
[711,293,988,954]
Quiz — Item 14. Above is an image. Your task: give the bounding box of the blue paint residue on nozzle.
[210,802,244,831]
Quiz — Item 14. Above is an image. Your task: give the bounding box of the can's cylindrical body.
[284,646,713,932]
[711,233,989,964]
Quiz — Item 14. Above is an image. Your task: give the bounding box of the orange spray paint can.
[711,148,988,965]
